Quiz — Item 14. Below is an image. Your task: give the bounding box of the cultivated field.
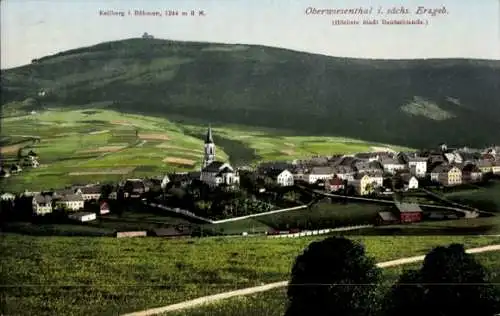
[1,235,497,316]
[0,108,226,192]
[168,251,500,316]
[0,107,407,192]
[163,157,197,167]
[180,123,411,166]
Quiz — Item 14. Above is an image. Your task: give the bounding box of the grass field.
[0,108,406,192]
[1,234,498,316]
[354,215,500,235]
[443,181,500,213]
[168,251,500,316]
[1,203,196,236]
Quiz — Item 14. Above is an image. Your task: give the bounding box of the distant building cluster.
[254,144,500,196]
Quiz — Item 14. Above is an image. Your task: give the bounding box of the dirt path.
[120,244,500,316]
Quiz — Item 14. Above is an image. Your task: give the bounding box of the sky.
[1,0,499,69]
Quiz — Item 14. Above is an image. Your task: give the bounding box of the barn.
[395,202,423,223]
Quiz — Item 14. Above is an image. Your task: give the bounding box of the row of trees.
[285,237,499,316]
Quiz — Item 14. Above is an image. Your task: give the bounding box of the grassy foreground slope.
[0,108,404,192]
[2,38,500,148]
[1,234,499,316]
[170,251,500,316]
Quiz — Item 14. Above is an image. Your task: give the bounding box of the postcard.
[1,1,500,315]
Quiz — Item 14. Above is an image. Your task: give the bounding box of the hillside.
[2,38,500,148]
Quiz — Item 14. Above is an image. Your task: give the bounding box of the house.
[407,157,428,177]
[99,201,110,214]
[10,164,22,174]
[376,211,399,225]
[68,212,96,222]
[304,166,334,184]
[427,152,447,166]
[76,186,101,201]
[55,193,84,211]
[332,165,355,181]
[108,189,118,199]
[265,169,294,187]
[431,165,462,186]
[160,174,170,190]
[124,179,146,197]
[461,164,482,183]
[143,178,162,192]
[166,173,191,188]
[354,152,379,161]
[477,159,493,174]
[325,176,345,192]
[0,167,10,178]
[32,194,53,215]
[394,202,423,223]
[444,152,463,164]
[492,161,500,175]
[380,158,406,175]
[350,173,382,196]
[0,192,16,201]
[354,160,383,174]
[258,162,294,173]
[401,174,419,190]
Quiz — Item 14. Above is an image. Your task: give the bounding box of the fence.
[267,225,373,238]
[212,205,308,224]
[147,202,214,223]
[116,231,147,238]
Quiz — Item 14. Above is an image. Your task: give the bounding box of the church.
[200,126,240,188]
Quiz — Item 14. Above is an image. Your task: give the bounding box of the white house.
[266,169,294,186]
[68,212,97,222]
[402,175,419,190]
[408,157,428,177]
[55,193,85,211]
[1,192,16,201]
[32,194,53,215]
[76,186,101,201]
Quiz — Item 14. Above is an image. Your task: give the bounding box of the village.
[1,127,500,235]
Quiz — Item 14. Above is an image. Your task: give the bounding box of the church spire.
[205,124,214,144]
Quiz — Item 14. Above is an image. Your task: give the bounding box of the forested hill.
[2,38,500,148]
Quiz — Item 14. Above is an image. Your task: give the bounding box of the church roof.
[202,161,226,172]
[205,125,214,144]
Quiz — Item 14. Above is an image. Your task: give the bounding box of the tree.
[100,184,113,200]
[384,243,500,316]
[285,237,382,316]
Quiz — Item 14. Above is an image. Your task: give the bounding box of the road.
[120,244,500,316]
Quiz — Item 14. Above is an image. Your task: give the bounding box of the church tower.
[202,125,215,168]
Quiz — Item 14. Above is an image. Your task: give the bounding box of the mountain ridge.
[2,38,499,148]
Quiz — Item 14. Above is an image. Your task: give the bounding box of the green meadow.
[1,234,498,316]
[168,251,500,316]
[0,108,406,192]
